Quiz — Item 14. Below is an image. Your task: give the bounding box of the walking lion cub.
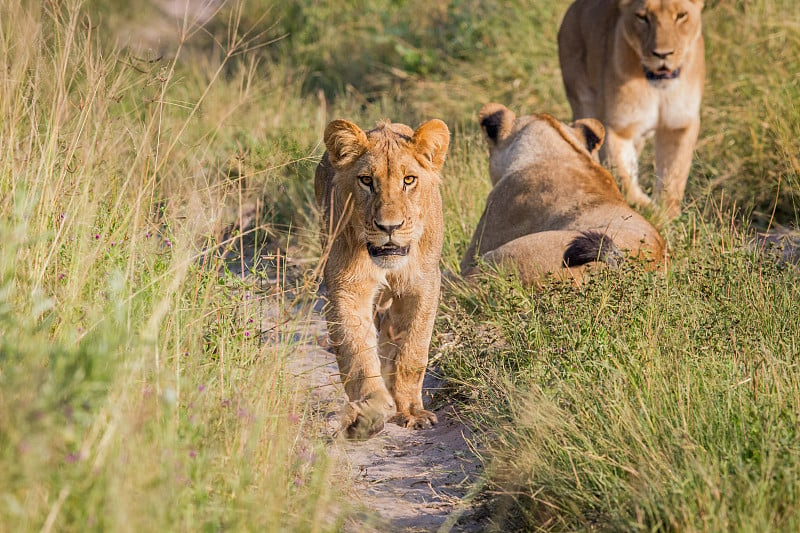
[315,118,450,439]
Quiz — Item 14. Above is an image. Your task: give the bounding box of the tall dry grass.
[0,1,340,530]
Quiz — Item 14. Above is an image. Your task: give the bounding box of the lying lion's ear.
[413,119,450,171]
[324,119,369,168]
[572,118,605,156]
[478,103,515,147]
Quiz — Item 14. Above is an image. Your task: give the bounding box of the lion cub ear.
[324,119,369,168]
[478,103,515,148]
[572,118,605,156]
[413,119,450,172]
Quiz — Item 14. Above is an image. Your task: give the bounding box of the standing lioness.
[315,118,450,440]
[558,0,705,218]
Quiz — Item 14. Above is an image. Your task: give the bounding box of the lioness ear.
[413,119,450,171]
[324,119,369,168]
[572,118,605,156]
[478,103,515,147]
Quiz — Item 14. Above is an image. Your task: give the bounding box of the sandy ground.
[287,302,487,532]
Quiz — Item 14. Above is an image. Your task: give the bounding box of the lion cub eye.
[403,175,417,187]
[358,175,373,188]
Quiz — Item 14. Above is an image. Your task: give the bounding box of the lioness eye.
[676,11,687,21]
[358,175,373,188]
[403,175,417,186]
[635,12,648,23]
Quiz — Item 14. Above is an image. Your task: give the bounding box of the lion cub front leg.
[378,284,440,430]
[326,284,396,440]
[604,128,652,208]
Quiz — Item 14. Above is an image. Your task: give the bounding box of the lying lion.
[461,103,665,284]
[315,117,450,439]
[558,0,705,218]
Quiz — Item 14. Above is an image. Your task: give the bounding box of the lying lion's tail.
[563,230,623,268]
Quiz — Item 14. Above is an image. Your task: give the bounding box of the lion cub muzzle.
[368,218,409,258]
[366,215,412,267]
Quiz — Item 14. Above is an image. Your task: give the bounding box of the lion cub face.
[621,0,704,84]
[324,119,450,269]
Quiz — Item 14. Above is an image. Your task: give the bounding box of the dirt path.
[288,302,486,532]
[118,3,487,529]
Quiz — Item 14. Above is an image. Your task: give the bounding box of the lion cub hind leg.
[378,287,440,430]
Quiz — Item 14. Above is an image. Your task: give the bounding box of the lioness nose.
[652,49,674,59]
[374,219,404,236]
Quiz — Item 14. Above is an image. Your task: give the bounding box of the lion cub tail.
[563,230,623,268]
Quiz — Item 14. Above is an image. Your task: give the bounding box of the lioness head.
[324,118,450,269]
[620,0,704,84]
[478,102,605,185]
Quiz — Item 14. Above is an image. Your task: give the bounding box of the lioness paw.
[394,408,438,430]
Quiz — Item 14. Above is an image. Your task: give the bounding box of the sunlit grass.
[0,1,339,530]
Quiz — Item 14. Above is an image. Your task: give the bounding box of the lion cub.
[315,118,450,439]
[461,103,665,284]
[558,0,705,218]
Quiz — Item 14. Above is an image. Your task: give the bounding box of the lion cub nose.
[374,219,404,237]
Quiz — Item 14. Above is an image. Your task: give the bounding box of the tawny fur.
[315,118,450,440]
[461,103,665,285]
[558,0,705,219]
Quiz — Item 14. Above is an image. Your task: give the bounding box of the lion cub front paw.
[393,408,438,430]
[338,396,395,440]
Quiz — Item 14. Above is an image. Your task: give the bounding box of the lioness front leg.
[378,284,440,430]
[604,129,652,208]
[326,284,396,440]
[654,120,700,219]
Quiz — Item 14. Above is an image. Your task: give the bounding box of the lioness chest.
[606,78,701,138]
